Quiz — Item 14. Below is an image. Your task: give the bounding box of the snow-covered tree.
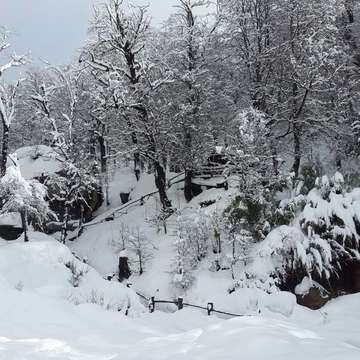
[220,0,346,178]
[226,108,278,196]
[23,66,99,242]
[0,29,28,176]
[83,0,173,209]
[177,209,211,262]
[0,160,53,242]
[127,227,154,275]
[172,237,196,291]
[46,162,96,243]
[163,0,220,202]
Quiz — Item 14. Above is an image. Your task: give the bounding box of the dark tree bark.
[118,255,131,282]
[184,169,193,202]
[292,123,301,179]
[98,135,107,175]
[97,129,110,206]
[20,210,29,242]
[0,123,9,177]
[61,206,69,244]
[154,161,171,209]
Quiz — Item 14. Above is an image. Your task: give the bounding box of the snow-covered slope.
[0,232,144,315]
[70,171,237,301]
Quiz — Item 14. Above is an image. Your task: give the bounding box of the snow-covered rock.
[12,145,63,180]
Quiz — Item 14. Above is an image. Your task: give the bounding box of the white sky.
[0,0,178,78]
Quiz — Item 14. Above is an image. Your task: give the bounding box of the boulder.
[0,225,23,241]
[296,287,330,310]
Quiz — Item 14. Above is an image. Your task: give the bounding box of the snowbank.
[0,232,144,316]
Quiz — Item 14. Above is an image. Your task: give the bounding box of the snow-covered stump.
[118,250,131,282]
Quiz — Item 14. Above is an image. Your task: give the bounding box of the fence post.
[177,297,183,310]
[149,296,155,313]
[207,302,214,316]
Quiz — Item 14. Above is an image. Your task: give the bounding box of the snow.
[0,232,144,316]
[3,170,355,359]
[295,276,313,296]
[95,167,137,215]
[0,197,360,359]
[1,261,360,360]
[13,145,63,180]
[0,212,21,227]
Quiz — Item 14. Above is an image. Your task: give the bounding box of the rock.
[0,225,23,240]
[296,287,330,310]
[120,192,130,204]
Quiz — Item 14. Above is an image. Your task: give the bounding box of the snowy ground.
[0,234,359,359]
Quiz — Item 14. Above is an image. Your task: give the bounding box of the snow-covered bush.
[300,172,360,267]
[274,176,306,226]
[65,260,88,288]
[222,194,274,267]
[237,172,360,293]
[300,157,323,195]
[241,226,333,293]
[127,228,154,275]
[171,237,196,291]
[176,210,211,262]
[209,212,225,254]
[171,210,216,291]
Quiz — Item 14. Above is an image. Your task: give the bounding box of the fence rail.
[79,172,187,234]
[147,295,250,318]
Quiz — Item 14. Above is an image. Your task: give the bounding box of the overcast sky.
[0,0,178,78]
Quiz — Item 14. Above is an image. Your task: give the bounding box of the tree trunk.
[292,124,301,179]
[98,135,110,206]
[61,206,69,244]
[184,169,193,202]
[134,149,141,181]
[21,210,29,242]
[1,124,9,177]
[118,256,131,282]
[154,161,171,209]
[139,255,143,275]
[291,81,302,180]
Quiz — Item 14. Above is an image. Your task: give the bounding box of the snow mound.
[12,145,63,180]
[0,232,144,316]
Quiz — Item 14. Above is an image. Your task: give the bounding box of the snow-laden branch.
[0,54,29,77]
